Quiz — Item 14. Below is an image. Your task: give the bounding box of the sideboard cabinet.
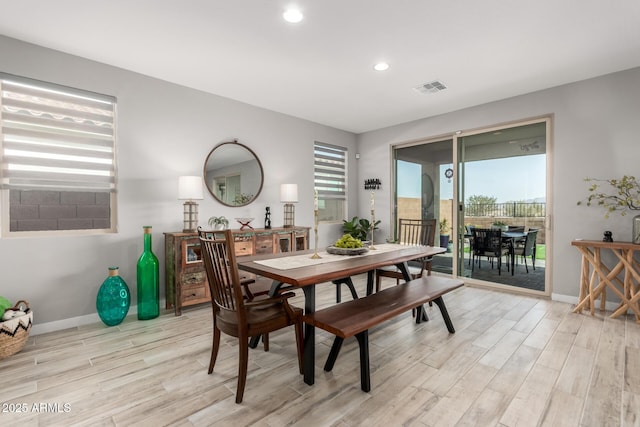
[164,227,309,315]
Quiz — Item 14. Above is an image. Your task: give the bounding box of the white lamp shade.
[178,176,204,200]
[280,183,298,203]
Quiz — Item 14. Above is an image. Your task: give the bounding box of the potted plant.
[577,175,640,243]
[342,216,381,242]
[439,218,450,249]
[491,220,508,232]
[208,215,229,230]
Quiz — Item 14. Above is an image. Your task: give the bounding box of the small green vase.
[137,225,159,320]
[96,267,130,326]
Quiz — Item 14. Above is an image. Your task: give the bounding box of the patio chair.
[513,229,538,273]
[198,228,303,403]
[472,228,510,275]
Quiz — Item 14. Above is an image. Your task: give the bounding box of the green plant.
[342,216,381,241]
[439,218,450,235]
[208,215,229,229]
[492,220,507,226]
[577,175,640,218]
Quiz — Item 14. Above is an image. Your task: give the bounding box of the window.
[314,141,346,222]
[0,73,117,235]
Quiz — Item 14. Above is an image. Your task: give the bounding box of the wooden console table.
[571,239,640,322]
[165,227,309,315]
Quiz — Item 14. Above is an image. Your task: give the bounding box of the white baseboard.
[552,292,623,312]
[31,299,166,336]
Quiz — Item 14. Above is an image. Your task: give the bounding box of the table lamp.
[280,183,298,228]
[178,176,204,232]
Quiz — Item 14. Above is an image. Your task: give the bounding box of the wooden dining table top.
[236,244,446,287]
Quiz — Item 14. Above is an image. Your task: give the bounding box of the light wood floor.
[2,275,639,427]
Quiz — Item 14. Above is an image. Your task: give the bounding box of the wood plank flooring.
[1,275,639,426]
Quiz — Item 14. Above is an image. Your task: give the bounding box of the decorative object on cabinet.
[178,176,204,232]
[208,215,229,230]
[96,267,130,326]
[0,300,32,360]
[264,206,271,229]
[235,217,254,230]
[203,139,264,207]
[577,175,640,243]
[137,226,159,320]
[165,226,310,315]
[280,183,298,227]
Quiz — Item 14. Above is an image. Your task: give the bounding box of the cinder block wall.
[10,190,110,231]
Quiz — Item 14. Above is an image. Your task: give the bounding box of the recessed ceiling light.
[374,63,390,71]
[283,8,303,23]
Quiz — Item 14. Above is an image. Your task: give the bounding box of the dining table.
[236,243,447,386]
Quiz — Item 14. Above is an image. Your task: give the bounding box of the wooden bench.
[303,275,464,392]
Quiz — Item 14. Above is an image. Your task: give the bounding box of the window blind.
[314,141,346,199]
[0,73,116,192]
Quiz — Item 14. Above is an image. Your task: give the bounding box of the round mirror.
[203,140,264,207]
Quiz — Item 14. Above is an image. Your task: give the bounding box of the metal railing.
[465,202,546,217]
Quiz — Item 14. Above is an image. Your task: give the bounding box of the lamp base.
[283,203,295,228]
[182,201,199,233]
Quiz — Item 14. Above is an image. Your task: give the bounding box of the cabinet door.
[255,234,274,254]
[274,232,292,253]
[181,238,203,269]
[294,230,308,251]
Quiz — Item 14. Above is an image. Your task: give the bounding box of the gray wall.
[0,36,357,331]
[356,66,640,301]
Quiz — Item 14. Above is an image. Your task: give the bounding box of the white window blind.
[314,141,346,200]
[0,73,116,193]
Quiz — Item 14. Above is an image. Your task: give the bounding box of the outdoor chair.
[472,228,511,275]
[513,229,538,273]
[198,228,303,403]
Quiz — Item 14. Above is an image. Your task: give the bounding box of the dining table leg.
[302,285,316,386]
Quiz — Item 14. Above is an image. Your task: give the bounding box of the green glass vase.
[137,225,159,320]
[96,267,130,326]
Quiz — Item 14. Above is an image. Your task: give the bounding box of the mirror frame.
[203,140,264,207]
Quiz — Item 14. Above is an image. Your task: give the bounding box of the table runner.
[253,243,428,270]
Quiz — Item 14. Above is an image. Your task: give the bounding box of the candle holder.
[311,210,322,259]
[369,209,377,250]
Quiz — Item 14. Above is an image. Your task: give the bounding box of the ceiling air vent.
[413,80,447,94]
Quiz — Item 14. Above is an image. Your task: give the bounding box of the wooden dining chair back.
[513,229,538,273]
[198,228,303,403]
[375,218,437,292]
[471,228,510,275]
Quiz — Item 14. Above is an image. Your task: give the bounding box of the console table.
[571,239,640,323]
[164,227,309,315]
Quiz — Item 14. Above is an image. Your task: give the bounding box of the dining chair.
[375,218,437,292]
[471,228,510,275]
[198,228,303,403]
[513,229,538,273]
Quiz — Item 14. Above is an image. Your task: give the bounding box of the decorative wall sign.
[364,178,381,190]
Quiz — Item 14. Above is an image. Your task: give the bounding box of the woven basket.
[0,301,32,360]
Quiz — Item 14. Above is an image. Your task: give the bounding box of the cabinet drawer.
[255,235,273,254]
[235,241,254,257]
[180,271,206,286]
[181,283,208,302]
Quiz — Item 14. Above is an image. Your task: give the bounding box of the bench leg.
[432,296,456,333]
[415,304,430,324]
[355,330,371,392]
[324,336,344,371]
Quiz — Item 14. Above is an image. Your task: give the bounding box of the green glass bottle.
[96,267,130,326]
[137,225,159,320]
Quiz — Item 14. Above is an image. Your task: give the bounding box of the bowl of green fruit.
[326,234,370,256]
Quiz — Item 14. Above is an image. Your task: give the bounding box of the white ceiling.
[1,1,640,134]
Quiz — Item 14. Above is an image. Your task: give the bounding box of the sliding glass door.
[393,118,550,294]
